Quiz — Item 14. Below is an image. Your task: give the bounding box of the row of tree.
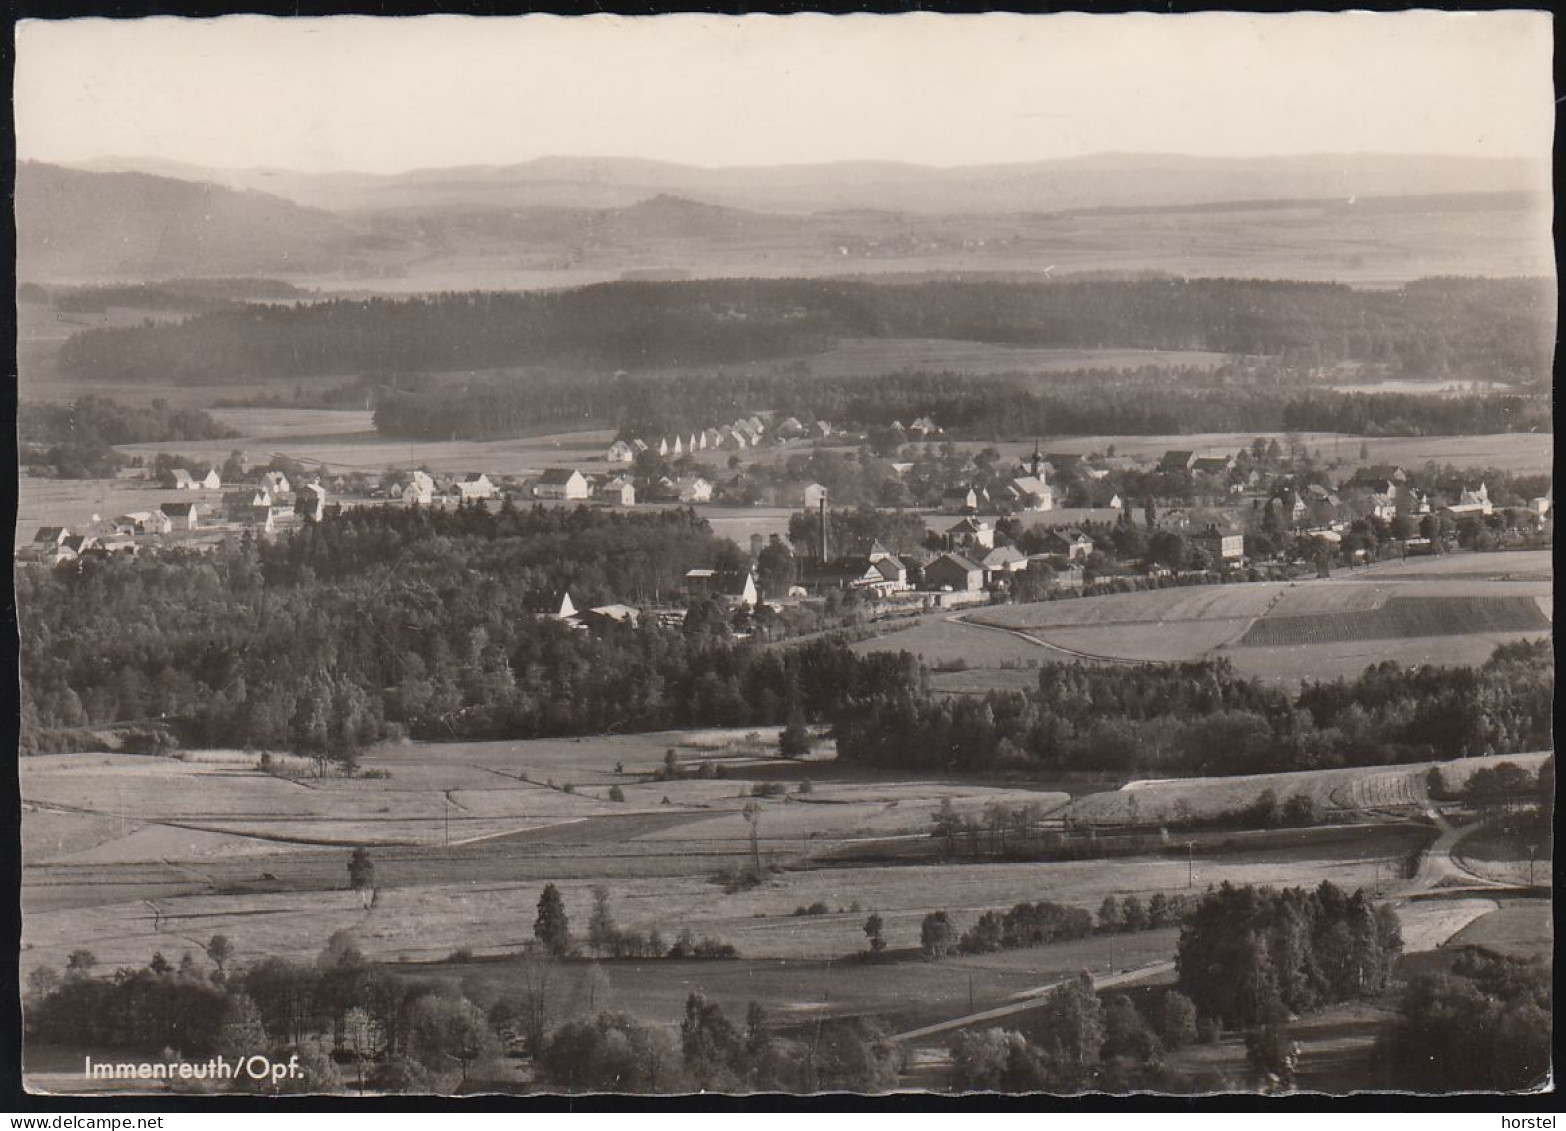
[59,276,1552,389]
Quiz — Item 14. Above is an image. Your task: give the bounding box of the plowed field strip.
[1238,596,1548,647]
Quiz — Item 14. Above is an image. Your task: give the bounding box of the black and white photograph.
[9,9,1555,1099]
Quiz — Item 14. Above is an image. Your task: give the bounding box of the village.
[19,409,1553,644]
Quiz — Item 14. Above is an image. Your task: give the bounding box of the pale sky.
[13,11,1556,173]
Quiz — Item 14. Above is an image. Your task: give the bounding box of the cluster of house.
[383,470,497,506]
[20,469,344,565]
[531,467,713,507]
[605,415,833,464]
[943,448,1063,514]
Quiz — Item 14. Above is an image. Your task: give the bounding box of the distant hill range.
[62,151,1549,214]
[18,153,1553,286]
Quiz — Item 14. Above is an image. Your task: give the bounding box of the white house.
[260,471,293,496]
[598,476,637,507]
[535,468,591,501]
[803,483,829,510]
[676,476,713,504]
[457,473,497,501]
[606,440,636,464]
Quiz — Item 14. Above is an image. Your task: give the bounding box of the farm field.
[1443,899,1553,960]
[1063,750,1552,826]
[409,927,1184,1038]
[685,338,1235,379]
[932,565,1554,684]
[19,727,1471,990]
[111,426,619,478]
[970,431,1554,476]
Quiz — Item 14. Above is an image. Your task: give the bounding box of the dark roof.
[160,502,197,517]
[929,552,983,573]
[538,468,582,484]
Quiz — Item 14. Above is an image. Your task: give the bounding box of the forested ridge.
[371,367,1551,442]
[58,275,1551,389]
[18,505,1551,773]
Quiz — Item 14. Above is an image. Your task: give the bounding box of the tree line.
[58,275,1552,388]
[834,640,1552,779]
[19,394,237,479]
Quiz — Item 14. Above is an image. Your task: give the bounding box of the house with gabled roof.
[803,483,828,510]
[163,468,197,490]
[943,515,995,552]
[942,485,981,515]
[389,470,434,506]
[160,501,200,530]
[457,473,496,501]
[1006,474,1054,513]
[598,476,636,507]
[923,552,985,592]
[1193,522,1245,564]
[606,439,636,464]
[1039,528,1095,561]
[676,476,713,504]
[979,544,1029,576]
[114,511,172,536]
[852,555,910,596]
[260,471,293,496]
[1190,453,1234,476]
[299,481,328,521]
[534,468,590,501]
[1158,450,1199,473]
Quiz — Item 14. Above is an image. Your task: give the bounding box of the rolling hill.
[14,163,395,283]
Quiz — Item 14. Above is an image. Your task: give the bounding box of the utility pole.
[1187,842,1194,888]
[969,971,974,1013]
[1528,845,1537,886]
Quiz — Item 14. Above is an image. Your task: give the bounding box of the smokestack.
[819,493,829,562]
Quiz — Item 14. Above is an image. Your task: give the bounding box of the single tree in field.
[778,713,811,759]
[348,847,376,908]
[535,883,572,956]
[206,933,235,977]
[920,911,955,959]
[586,885,618,956]
[863,912,886,957]
[65,949,97,977]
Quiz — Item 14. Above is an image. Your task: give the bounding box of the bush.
[1196,1015,1221,1045]
[607,785,626,803]
[750,781,787,798]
